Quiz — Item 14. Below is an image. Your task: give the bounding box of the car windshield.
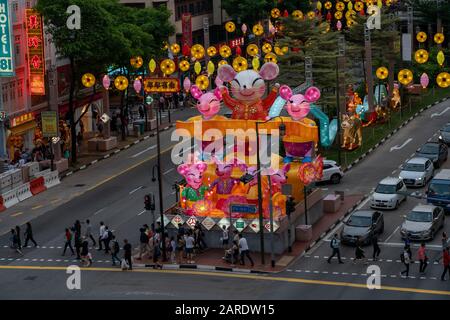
[442,125,450,133]
[347,215,372,227]
[419,144,438,154]
[406,211,432,223]
[375,184,396,194]
[403,163,425,172]
[428,182,450,197]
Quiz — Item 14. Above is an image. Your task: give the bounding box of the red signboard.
[181,13,192,46]
[144,78,180,93]
[10,112,35,128]
[229,37,245,48]
[26,9,45,95]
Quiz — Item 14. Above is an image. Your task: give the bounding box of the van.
[427,169,450,214]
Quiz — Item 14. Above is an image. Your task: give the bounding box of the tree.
[221,0,272,25]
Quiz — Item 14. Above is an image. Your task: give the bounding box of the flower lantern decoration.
[196,75,209,90]
[192,200,214,217]
[241,24,247,34]
[253,24,264,36]
[114,76,128,91]
[354,1,364,11]
[434,33,445,44]
[437,72,450,88]
[324,1,332,10]
[415,49,429,64]
[194,61,202,75]
[179,60,190,72]
[376,67,388,80]
[292,10,303,20]
[207,61,215,76]
[191,44,205,60]
[336,1,345,11]
[262,43,272,54]
[246,44,259,57]
[335,11,343,20]
[420,73,429,89]
[271,8,281,19]
[264,53,277,64]
[81,73,96,88]
[183,77,191,92]
[218,60,228,67]
[232,56,248,72]
[130,56,143,69]
[133,79,142,93]
[207,46,217,57]
[437,50,445,66]
[160,59,176,75]
[398,69,414,86]
[307,11,316,19]
[252,57,260,71]
[225,21,236,33]
[336,20,343,31]
[298,156,324,185]
[416,32,427,43]
[170,43,180,55]
[102,75,110,90]
[149,59,157,73]
[219,45,232,58]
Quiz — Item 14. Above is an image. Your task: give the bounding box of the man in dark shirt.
[123,239,132,270]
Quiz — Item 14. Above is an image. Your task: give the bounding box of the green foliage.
[411,47,450,87]
[221,0,271,26]
[407,0,450,30]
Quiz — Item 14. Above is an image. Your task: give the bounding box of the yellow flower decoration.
[437,72,450,88]
[336,1,345,11]
[81,73,96,88]
[194,61,202,75]
[324,1,332,10]
[114,76,128,91]
[246,44,259,57]
[191,44,205,60]
[416,32,427,43]
[160,59,176,75]
[207,46,217,57]
[307,11,316,19]
[292,10,303,20]
[130,56,143,69]
[225,21,236,33]
[264,53,277,64]
[219,45,232,58]
[334,11,343,20]
[271,8,281,19]
[437,50,445,66]
[346,19,356,27]
[170,44,180,54]
[376,67,388,80]
[149,59,156,73]
[253,24,264,36]
[345,9,356,20]
[414,49,429,64]
[274,46,287,56]
[252,57,260,71]
[179,60,190,72]
[196,75,209,90]
[232,56,248,72]
[207,61,215,75]
[218,60,228,67]
[262,43,272,54]
[354,1,364,11]
[434,33,445,44]
[398,69,413,86]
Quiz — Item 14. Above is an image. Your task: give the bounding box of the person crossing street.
[111,235,121,266]
[400,246,411,278]
[24,222,37,248]
[62,228,74,256]
[372,234,381,261]
[327,234,344,264]
[440,247,450,281]
[84,219,96,247]
[417,243,428,274]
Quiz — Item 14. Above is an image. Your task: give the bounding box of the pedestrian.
[169,236,176,264]
[98,221,106,251]
[122,239,132,271]
[233,230,239,243]
[417,243,428,274]
[103,226,112,254]
[441,247,450,281]
[74,228,82,260]
[84,219,96,247]
[15,226,22,250]
[238,234,254,267]
[62,228,74,256]
[178,223,185,237]
[74,220,81,236]
[10,229,23,255]
[137,227,149,260]
[176,234,185,264]
[353,237,367,264]
[152,233,163,269]
[24,222,37,247]
[80,237,92,267]
[221,225,229,249]
[372,233,381,261]
[111,235,121,266]
[185,231,195,264]
[442,232,449,249]
[327,234,344,264]
[138,105,144,119]
[400,246,411,278]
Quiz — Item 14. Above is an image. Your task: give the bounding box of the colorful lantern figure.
[307,11,316,19]
[130,56,143,68]
[298,156,324,185]
[246,44,259,57]
[345,9,357,21]
[335,11,343,20]
[252,57,260,71]
[189,85,224,120]
[177,156,209,206]
[191,200,213,217]
[262,43,272,54]
[274,46,283,56]
[170,43,180,54]
[278,85,321,121]
[219,45,232,58]
[354,1,364,11]
[271,8,281,19]
[336,1,345,11]
[437,50,445,66]
[217,62,279,120]
[149,59,157,73]
[337,20,343,30]
[160,59,176,75]
[416,32,427,43]
[415,49,429,64]
[191,44,205,60]
[232,56,248,72]
[218,60,228,67]
[398,69,413,86]
[102,75,110,90]
[207,46,217,57]
[264,53,278,64]
[81,73,95,88]
[376,67,389,80]
[196,75,209,90]
[420,73,429,89]
[241,24,248,34]
[292,10,303,20]
[194,61,202,75]
[253,24,264,36]
[179,60,190,72]
[183,77,191,92]
[133,79,142,93]
[341,114,363,150]
[437,72,450,88]
[207,61,215,76]
[434,33,445,44]
[114,76,128,91]
[225,21,236,33]
[263,163,291,195]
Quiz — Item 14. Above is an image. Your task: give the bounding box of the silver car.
[371,177,407,210]
[400,205,445,241]
[341,210,384,246]
[399,157,434,187]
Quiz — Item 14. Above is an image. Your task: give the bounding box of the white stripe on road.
[384,226,400,243]
[131,145,157,158]
[137,210,146,216]
[94,208,106,216]
[129,186,144,195]
[163,168,174,175]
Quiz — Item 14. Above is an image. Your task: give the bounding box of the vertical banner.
[181,13,192,46]
[41,111,58,137]
[0,0,15,77]
[25,9,45,95]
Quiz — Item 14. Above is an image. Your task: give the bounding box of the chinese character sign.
[41,111,58,137]
[26,9,45,95]
[0,0,15,77]
[144,78,180,93]
[181,13,192,46]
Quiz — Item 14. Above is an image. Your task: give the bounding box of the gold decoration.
[271,8,281,19]
[232,56,248,72]
[81,73,96,88]
[434,33,445,44]
[398,69,413,86]
[262,43,272,54]
[292,10,304,20]
[414,49,429,64]
[253,24,264,36]
[191,44,205,59]
[437,72,450,88]
[130,56,143,68]
[246,44,259,57]
[264,53,277,64]
[334,11,343,20]
[196,75,209,90]
[225,21,236,33]
[416,32,427,43]
[207,46,217,57]
[114,76,128,91]
[160,59,176,75]
[179,60,190,72]
[170,44,180,54]
[219,45,232,58]
[376,67,388,80]
[336,1,345,11]
[218,60,228,66]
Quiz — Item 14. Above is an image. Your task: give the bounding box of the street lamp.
[255,116,286,265]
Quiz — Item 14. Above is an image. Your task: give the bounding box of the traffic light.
[144,194,155,211]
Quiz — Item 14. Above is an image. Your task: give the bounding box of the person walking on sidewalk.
[372,234,381,261]
[176,234,185,264]
[98,222,106,251]
[327,234,343,264]
[84,219,96,247]
[24,222,37,248]
[10,229,23,255]
[238,234,254,267]
[400,246,411,278]
[353,237,367,264]
[137,228,149,260]
[440,247,450,281]
[417,243,428,274]
[122,239,132,271]
[111,235,121,266]
[221,225,229,249]
[15,226,22,250]
[185,231,195,264]
[169,236,176,264]
[62,228,74,256]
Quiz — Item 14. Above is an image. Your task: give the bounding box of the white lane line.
[410,153,415,158]
[391,170,397,175]
[384,226,400,243]
[137,210,146,216]
[129,186,143,195]
[163,168,174,175]
[94,208,106,216]
[131,145,157,158]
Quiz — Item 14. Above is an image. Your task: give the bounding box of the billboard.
[41,111,58,137]
[0,0,15,77]
[181,13,192,46]
[26,9,45,95]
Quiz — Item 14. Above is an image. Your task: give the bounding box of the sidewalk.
[133,194,365,274]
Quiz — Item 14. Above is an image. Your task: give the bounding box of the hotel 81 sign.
[26,9,45,95]
[0,0,15,77]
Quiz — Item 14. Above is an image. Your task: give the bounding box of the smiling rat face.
[177,161,208,190]
[280,85,321,121]
[190,86,222,119]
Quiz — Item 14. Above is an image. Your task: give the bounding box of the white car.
[371,177,407,210]
[320,160,344,184]
[399,157,434,187]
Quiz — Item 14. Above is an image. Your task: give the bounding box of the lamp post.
[255,116,286,265]
[267,175,275,268]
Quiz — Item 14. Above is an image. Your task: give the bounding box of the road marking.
[32,205,43,210]
[131,145,157,158]
[11,212,23,217]
[163,168,174,175]
[390,138,413,152]
[50,199,61,204]
[391,170,397,175]
[129,186,143,195]
[138,210,146,216]
[93,208,106,216]
[431,107,450,118]
[384,226,400,243]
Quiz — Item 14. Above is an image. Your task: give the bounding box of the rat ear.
[213,87,223,100]
[218,65,237,83]
[304,87,321,102]
[259,62,279,81]
[279,85,293,100]
[177,164,189,176]
[190,85,203,100]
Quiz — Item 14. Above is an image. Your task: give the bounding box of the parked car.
[438,123,450,145]
[341,210,384,246]
[400,204,445,241]
[319,160,344,184]
[415,142,448,168]
[427,169,450,214]
[399,157,434,187]
[371,177,407,210]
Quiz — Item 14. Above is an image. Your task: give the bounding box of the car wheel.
[330,174,341,185]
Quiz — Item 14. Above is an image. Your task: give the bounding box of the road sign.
[145,96,154,105]
[156,215,171,227]
[144,78,180,93]
[201,217,216,230]
[171,215,184,228]
[249,219,260,233]
[218,218,230,230]
[230,204,257,215]
[264,221,279,232]
[233,218,247,232]
[186,216,198,229]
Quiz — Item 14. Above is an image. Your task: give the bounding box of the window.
[189,3,194,14]
[17,79,23,98]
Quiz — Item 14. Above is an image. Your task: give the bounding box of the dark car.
[439,123,450,146]
[415,142,448,168]
[341,210,384,246]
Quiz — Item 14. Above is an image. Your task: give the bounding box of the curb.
[59,124,175,180]
[341,96,449,174]
[134,263,270,274]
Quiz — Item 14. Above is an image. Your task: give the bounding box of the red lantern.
[326,11,332,21]
[182,44,191,57]
[283,10,289,17]
[235,46,242,56]
[292,47,300,53]
[359,9,365,16]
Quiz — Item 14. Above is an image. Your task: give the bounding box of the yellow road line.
[51,199,61,204]
[32,205,43,210]
[0,265,449,297]
[11,212,23,217]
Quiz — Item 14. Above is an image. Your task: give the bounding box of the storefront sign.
[41,111,58,137]
[0,0,14,77]
[201,217,216,231]
[144,78,180,93]
[181,13,192,46]
[10,112,35,127]
[26,9,45,95]
[264,221,279,232]
[229,37,245,48]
